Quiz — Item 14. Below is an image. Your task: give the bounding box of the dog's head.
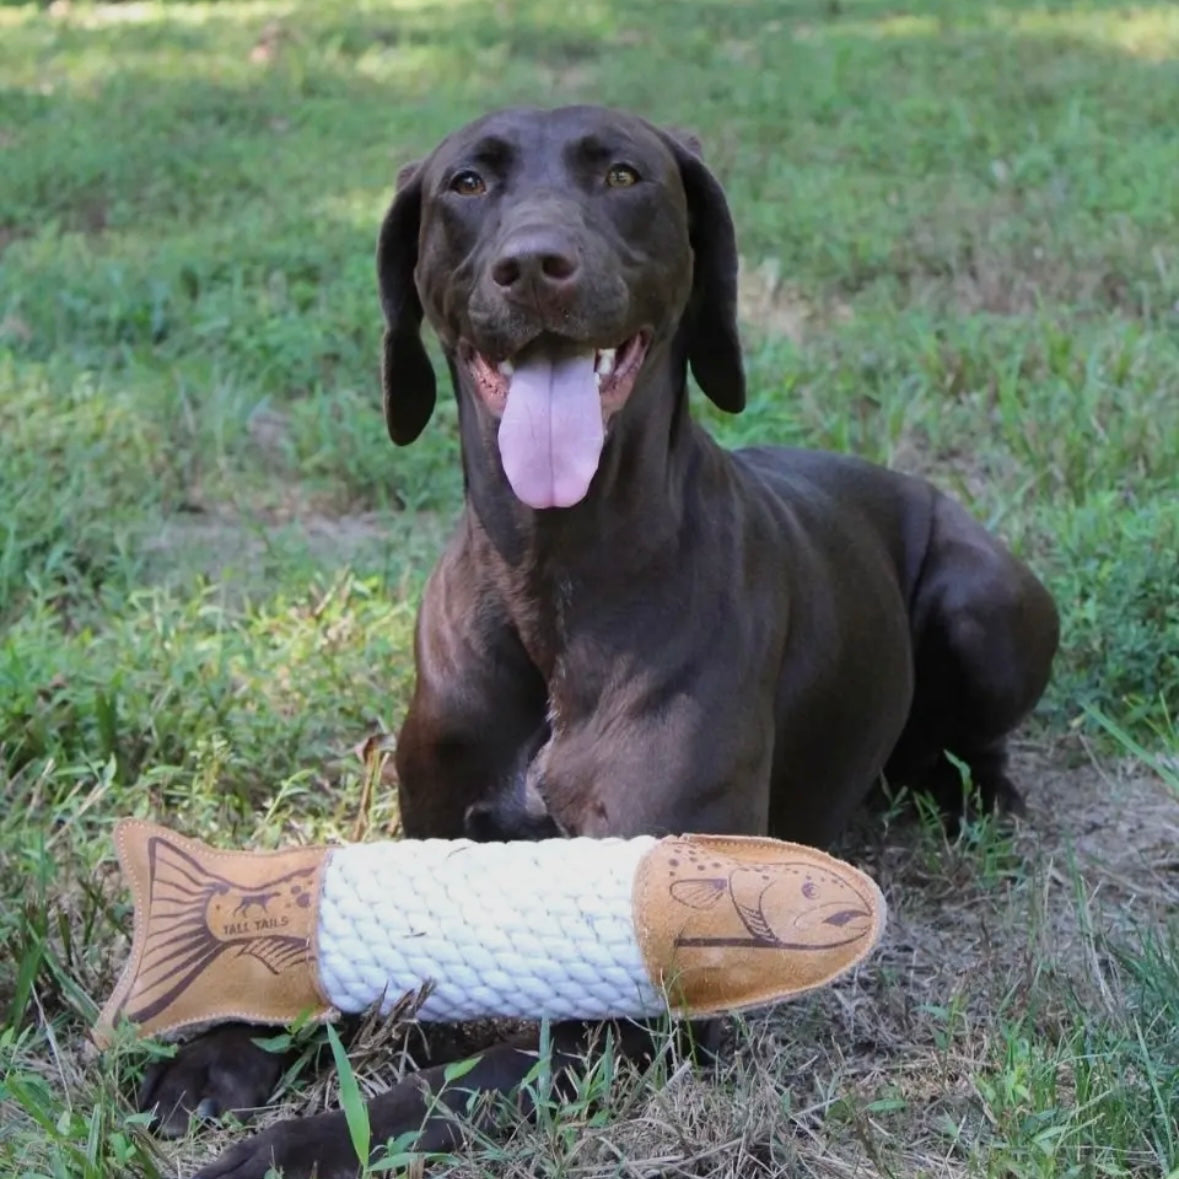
[376,105,745,510]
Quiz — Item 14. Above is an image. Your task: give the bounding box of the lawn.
[1,0,1177,1175]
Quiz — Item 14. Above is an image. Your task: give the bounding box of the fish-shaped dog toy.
[96,820,886,1044]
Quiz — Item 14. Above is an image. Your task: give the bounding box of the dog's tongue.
[497,352,604,510]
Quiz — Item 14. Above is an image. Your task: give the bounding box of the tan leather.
[632,834,886,1014]
[94,819,332,1046]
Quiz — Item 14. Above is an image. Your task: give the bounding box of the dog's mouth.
[462,331,650,511]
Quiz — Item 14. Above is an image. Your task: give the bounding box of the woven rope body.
[317,836,665,1021]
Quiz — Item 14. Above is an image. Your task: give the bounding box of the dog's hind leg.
[884,493,1059,824]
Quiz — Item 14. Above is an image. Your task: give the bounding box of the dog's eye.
[450,170,487,197]
[606,164,640,188]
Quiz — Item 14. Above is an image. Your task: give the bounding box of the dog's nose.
[491,230,581,301]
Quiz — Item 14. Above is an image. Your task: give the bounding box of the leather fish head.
[727,863,878,950]
[633,834,887,1016]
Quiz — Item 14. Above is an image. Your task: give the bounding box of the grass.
[1,0,1177,1174]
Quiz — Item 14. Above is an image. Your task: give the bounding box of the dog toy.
[95,820,886,1046]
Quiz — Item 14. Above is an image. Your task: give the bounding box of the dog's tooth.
[596,348,616,377]
[497,359,514,377]
[594,370,602,391]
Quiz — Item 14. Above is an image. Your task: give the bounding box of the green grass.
[1,0,1177,1175]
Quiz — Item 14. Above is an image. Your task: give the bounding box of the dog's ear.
[660,130,745,414]
[376,160,436,445]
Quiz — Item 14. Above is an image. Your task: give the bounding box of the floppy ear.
[660,131,746,414]
[376,161,436,445]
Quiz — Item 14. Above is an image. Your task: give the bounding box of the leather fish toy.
[96,819,887,1045]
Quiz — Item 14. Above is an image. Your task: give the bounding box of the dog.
[144,105,1059,1179]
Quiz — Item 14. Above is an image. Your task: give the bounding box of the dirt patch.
[249,20,293,67]
[738,254,854,345]
[136,499,457,607]
[245,406,293,461]
[0,312,33,343]
[140,506,401,586]
[849,741,1177,1009]
[1027,744,1179,913]
[531,62,597,94]
[75,197,108,236]
[887,190,1172,320]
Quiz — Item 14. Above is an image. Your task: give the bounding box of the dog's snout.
[491,229,581,300]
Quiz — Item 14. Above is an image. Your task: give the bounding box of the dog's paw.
[191,1111,357,1179]
[976,772,1027,819]
[138,1024,288,1139]
[915,748,1026,828]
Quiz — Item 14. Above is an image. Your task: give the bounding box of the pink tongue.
[497,352,604,510]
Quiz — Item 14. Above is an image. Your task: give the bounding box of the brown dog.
[150,105,1058,1179]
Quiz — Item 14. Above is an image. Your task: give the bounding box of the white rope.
[316,836,666,1022]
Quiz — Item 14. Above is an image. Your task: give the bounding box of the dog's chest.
[500,567,574,680]
[509,572,607,725]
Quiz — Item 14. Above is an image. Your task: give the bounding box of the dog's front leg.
[191,1020,681,1179]
[393,547,551,840]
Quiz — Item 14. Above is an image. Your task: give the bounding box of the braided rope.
[317,836,666,1021]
